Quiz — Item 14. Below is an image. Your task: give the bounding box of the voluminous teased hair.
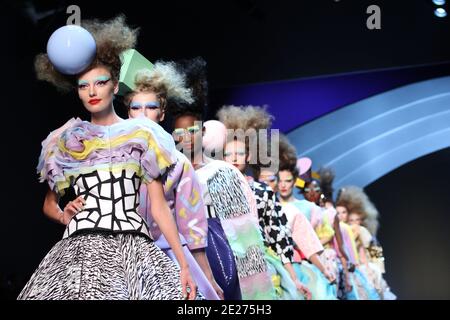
[318,167,335,202]
[35,15,138,92]
[336,185,380,235]
[124,61,193,110]
[168,57,207,121]
[277,134,298,176]
[217,105,273,131]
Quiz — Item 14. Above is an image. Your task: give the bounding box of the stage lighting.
[432,0,446,6]
[434,7,447,17]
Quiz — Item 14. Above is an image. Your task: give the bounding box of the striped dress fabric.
[19,117,194,300]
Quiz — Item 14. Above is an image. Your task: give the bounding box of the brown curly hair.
[277,134,298,177]
[317,167,336,202]
[35,15,138,92]
[336,186,380,235]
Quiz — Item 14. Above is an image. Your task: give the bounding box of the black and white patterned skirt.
[18,232,184,300]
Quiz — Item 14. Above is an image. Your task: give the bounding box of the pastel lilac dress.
[18,117,191,300]
[139,150,219,299]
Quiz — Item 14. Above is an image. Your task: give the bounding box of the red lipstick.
[89,99,102,105]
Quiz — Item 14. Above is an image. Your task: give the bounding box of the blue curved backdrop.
[287,76,450,190]
[213,63,450,191]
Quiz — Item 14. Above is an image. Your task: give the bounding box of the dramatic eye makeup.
[173,128,186,137]
[77,75,111,89]
[187,125,200,134]
[130,101,161,110]
[77,80,89,89]
[172,125,200,140]
[224,148,246,157]
[94,75,111,86]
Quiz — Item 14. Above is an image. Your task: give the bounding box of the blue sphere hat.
[46,24,97,75]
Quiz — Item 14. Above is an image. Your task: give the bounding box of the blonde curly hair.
[124,61,193,111]
[217,105,273,131]
[336,185,380,235]
[35,15,138,92]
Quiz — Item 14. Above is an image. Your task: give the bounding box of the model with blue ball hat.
[19,15,198,300]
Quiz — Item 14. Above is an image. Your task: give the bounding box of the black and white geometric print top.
[250,180,295,264]
[37,117,177,240]
[64,169,150,239]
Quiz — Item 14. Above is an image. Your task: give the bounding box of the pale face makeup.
[224,140,248,173]
[278,170,295,200]
[259,169,278,192]
[128,92,164,122]
[77,66,118,115]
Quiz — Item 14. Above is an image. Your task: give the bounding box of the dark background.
[1,0,449,299]
[366,147,450,300]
